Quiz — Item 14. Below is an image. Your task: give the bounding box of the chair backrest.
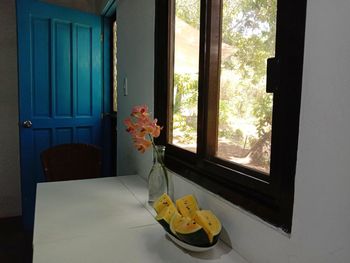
[41,144,102,182]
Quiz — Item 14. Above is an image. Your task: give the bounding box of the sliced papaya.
[193,210,221,244]
[153,193,175,214]
[170,212,210,247]
[175,194,199,218]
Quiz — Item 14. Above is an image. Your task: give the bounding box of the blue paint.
[17,0,106,229]
[77,127,93,144]
[77,25,93,116]
[32,18,51,117]
[56,128,74,144]
[55,21,73,116]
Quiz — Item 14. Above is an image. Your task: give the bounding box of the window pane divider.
[198,0,222,157]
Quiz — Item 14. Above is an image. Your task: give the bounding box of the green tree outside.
[172,0,276,172]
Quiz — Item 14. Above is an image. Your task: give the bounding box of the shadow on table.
[165,226,233,260]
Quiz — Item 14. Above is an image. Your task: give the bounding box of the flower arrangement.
[123,105,162,153]
[124,105,172,203]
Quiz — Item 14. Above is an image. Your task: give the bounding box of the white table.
[33,175,248,263]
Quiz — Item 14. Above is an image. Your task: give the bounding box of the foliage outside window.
[154,0,307,232]
[171,0,276,173]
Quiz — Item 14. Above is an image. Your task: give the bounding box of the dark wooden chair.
[41,143,102,182]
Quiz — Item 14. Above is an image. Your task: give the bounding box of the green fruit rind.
[155,205,177,233]
[176,228,211,247]
[170,212,211,247]
[157,219,172,233]
[193,210,222,244]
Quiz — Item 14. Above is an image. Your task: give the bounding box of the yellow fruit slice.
[193,210,221,243]
[153,193,175,214]
[175,194,199,218]
[155,205,177,233]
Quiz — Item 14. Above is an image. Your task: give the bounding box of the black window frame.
[154,0,307,233]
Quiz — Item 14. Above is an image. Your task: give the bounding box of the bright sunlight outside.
[171,0,277,174]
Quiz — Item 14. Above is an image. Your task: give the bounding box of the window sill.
[168,168,291,242]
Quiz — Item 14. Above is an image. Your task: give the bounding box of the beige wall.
[0,0,21,218]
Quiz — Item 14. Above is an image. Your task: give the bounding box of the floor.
[0,217,33,263]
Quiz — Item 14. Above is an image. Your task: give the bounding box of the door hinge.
[100,33,104,42]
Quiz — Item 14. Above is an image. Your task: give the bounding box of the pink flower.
[150,119,162,138]
[131,105,149,119]
[133,136,152,153]
[124,105,162,153]
[124,118,136,134]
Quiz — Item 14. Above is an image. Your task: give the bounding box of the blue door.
[17,0,105,229]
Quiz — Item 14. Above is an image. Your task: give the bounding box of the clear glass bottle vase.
[148,145,174,204]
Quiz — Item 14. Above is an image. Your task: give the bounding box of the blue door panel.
[77,25,93,116]
[56,128,74,144]
[33,129,52,182]
[77,127,93,144]
[20,128,52,228]
[17,0,105,229]
[55,21,73,117]
[32,18,51,117]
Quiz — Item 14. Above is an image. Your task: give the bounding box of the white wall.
[116,0,155,178]
[116,0,350,262]
[0,0,22,218]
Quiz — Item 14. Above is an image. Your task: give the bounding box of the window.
[154,0,307,232]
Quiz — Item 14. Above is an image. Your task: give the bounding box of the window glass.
[170,0,201,152]
[216,0,277,173]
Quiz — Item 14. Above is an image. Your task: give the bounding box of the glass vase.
[148,145,174,205]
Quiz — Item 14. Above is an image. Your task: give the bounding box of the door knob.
[22,120,32,128]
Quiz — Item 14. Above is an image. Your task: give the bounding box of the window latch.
[266,57,280,93]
